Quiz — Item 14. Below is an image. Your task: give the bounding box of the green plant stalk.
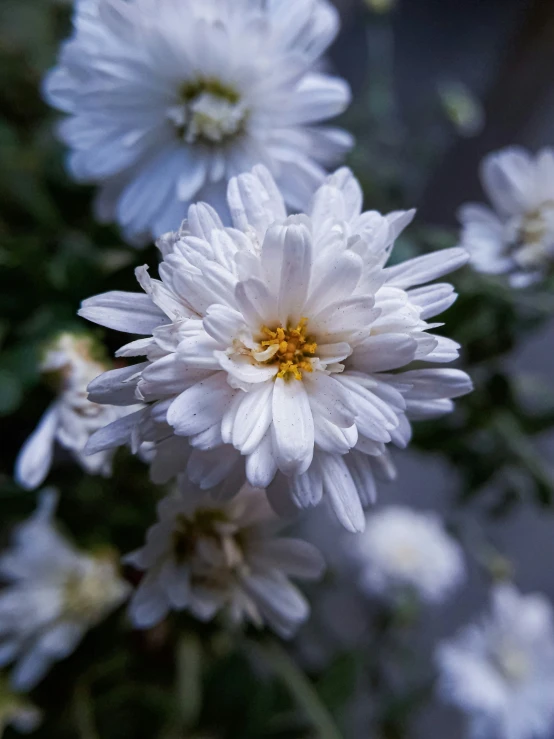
[254,639,344,739]
[492,411,554,501]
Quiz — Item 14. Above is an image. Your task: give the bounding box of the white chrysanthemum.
[459,146,554,287]
[44,0,352,244]
[80,166,472,532]
[125,483,324,638]
[0,678,41,736]
[0,491,130,691]
[351,506,465,604]
[437,585,554,739]
[14,332,144,490]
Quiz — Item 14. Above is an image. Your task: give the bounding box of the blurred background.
[2,0,554,737]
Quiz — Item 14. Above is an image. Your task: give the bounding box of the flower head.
[125,483,324,638]
[44,0,352,244]
[0,491,129,690]
[459,146,554,286]
[14,332,142,490]
[80,165,472,532]
[437,585,554,739]
[352,506,465,604]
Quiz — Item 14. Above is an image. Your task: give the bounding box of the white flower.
[80,165,472,532]
[44,0,352,244]
[459,146,554,287]
[14,332,142,490]
[0,678,41,735]
[437,585,554,739]
[125,483,325,638]
[351,506,465,604]
[0,491,130,691]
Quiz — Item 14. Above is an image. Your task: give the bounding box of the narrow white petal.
[384,248,469,289]
[167,373,236,437]
[15,404,60,490]
[87,363,147,405]
[246,431,278,488]
[271,378,314,476]
[79,292,168,334]
[319,454,365,533]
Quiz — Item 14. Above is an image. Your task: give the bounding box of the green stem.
[492,411,554,501]
[253,639,344,739]
[73,681,100,739]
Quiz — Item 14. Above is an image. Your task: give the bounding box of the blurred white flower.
[44,0,352,244]
[437,584,554,739]
[14,332,142,490]
[352,506,465,604]
[80,165,472,532]
[0,678,41,735]
[0,491,130,691]
[459,147,554,287]
[125,483,325,638]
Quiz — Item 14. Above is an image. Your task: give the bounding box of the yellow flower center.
[259,318,317,381]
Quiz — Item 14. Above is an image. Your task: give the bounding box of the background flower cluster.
[2,1,554,738]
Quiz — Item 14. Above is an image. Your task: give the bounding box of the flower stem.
[73,681,100,739]
[492,411,554,503]
[254,639,344,739]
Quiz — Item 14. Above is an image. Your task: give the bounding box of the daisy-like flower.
[125,483,325,638]
[43,0,352,244]
[437,585,554,739]
[351,506,465,604]
[459,146,554,287]
[80,165,472,532]
[0,491,130,691]
[15,332,142,490]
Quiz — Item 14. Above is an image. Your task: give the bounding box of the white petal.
[304,371,357,428]
[187,445,241,490]
[167,373,236,437]
[384,248,469,289]
[251,538,325,580]
[480,146,534,214]
[319,454,365,533]
[85,408,146,455]
[227,167,285,239]
[216,352,278,385]
[87,363,146,405]
[129,578,169,629]
[405,398,454,420]
[271,378,314,476]
[79,291,168,334]
[346,451,377,506]
[289,463,323,508]
[352,334,417,373]
[402,369,473,400]
[15,404,60,490]
[246,431,278,488]
[232,383,274,454]
[235,278,278,328]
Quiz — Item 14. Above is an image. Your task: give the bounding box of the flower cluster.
[0,491,129,691]
[437,585,554,739]
[44,0,352,244]
[16,3,554,733]
[126,483,325,637]
[351,506,465,605]
[80,165,472,531]
[15,333,144,490]
[459,146,554,287]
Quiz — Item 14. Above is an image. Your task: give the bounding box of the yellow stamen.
[258,318,317,380]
